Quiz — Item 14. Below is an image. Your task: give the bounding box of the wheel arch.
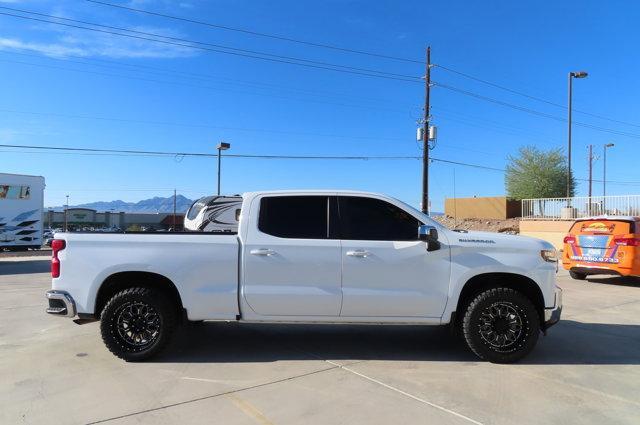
[454,272,545,327]
[95,271,184,319]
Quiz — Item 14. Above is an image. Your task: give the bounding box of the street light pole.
[64,194,69,232]
[603,143,614,210]
[567,71,588,201]
[216,142,231,196]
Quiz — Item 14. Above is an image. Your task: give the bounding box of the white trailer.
[0,173,45,251]
[184,195,242,232]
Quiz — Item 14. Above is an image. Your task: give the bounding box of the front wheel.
[462,287,540,363]
[100,287,176,361]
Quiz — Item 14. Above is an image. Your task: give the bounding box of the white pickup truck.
[46,190,562,363]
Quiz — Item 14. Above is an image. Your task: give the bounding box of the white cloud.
[0,37,87,58]
[1,12,197,59]
[0,31,196,59]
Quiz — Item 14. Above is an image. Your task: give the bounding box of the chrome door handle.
[250,248,276,256]
[346,250,370,258]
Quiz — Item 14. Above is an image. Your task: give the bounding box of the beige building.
[43,208,184,231]
[445,196,521,220]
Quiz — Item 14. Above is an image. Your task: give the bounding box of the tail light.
[51,239,66,278]
[563,236,576,244]
[613,237,640,247]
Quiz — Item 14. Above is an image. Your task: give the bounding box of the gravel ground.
[434,216,520,234]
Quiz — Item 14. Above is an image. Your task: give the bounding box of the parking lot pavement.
[0,249,51,259]
[1,258,639,425]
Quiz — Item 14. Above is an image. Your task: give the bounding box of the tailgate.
[568,220,632,264]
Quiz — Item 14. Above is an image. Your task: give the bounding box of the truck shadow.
[586,275,640,288]
[156,319,640,365]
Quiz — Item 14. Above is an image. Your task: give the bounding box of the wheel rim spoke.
[115,301,161,350]
[478,301,526,352]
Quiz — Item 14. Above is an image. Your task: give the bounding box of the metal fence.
[521,195,640,220]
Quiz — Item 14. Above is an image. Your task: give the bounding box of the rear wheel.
[100,287,176,361]
[462,287,540,363]
[569,271,587,280]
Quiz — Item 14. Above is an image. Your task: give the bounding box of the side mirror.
[418,224,441,251]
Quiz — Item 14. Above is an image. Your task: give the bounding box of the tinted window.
[338,196,420,241]
[259,196,328,239]
[570,220,632,235]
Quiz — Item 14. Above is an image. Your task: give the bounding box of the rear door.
[242,195,342,316]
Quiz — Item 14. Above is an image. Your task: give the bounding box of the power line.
[3,143,640,186]
[0,47,399,105]
[435,63,640,129]
[0,56,410,115]
[6,5,640,137]
[0,8,422,83]
[435,64,566,108]
[0,107,412,142]
[83,1,640,130]
[0,143,503,169]
[0,143,418,160]
[6,6,640,139]
[5,6,417,80]
[85,0,424,65]
[434,82,640,139]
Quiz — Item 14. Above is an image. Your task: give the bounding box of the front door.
[242,195,342,316]
[338,196,450,318]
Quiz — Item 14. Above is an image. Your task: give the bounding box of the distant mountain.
[48,195,195,213]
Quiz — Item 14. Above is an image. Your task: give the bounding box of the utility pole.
[421,46,431,214]
[173,189,177,231]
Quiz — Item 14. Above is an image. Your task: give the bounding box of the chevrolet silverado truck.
[46,190,562,363]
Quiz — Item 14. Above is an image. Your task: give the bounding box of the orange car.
[562,216,640,280]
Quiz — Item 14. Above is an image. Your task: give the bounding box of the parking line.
[325,360,484,425]
[227,393,276,425]
[87,365,339,424]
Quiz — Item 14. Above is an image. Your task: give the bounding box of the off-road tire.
[569,271,587,280]
[462,287,540,363]
[100,287,176,361]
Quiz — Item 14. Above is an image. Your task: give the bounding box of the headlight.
[541,249,558,263]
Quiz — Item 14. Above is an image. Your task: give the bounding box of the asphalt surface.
[0,248,51,258]
[1,257,639,425]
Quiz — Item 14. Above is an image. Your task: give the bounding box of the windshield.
[391,197,444,229]
[186,196,214,220]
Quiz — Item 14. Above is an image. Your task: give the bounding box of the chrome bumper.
[46,290,76,317]
[543,286,563,329]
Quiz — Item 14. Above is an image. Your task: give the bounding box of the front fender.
[441,246,556,323]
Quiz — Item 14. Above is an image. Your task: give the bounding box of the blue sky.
[1,0,639,211]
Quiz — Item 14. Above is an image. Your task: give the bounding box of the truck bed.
[53,232,240,320]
